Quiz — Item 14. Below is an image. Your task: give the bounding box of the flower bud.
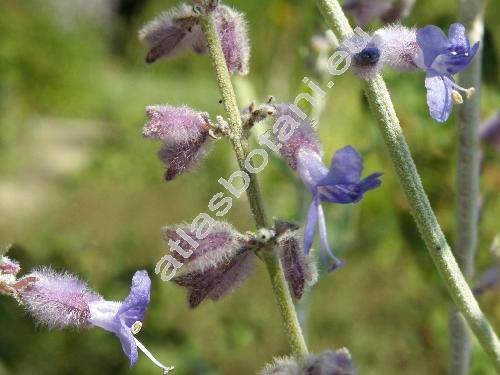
[139,4,205,64]
[143,105,213,181]
[215,5,250,75]
[271,104,322,170]
[372,25,420,71]
[16,268,103,329]
[0,256,20,276]
[163,221,246,272]
[172,252,255,308]
[278,231,318,300]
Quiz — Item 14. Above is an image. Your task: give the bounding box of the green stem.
[199,10,308,358]
[450,1,486,374]
[315,0,500,371]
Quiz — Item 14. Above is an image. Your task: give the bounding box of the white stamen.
[131,321,142,334]
[451,90,464,104]
[133,337,174,374]
[465,87,476,99]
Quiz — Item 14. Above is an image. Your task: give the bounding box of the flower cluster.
[342,23,479,122]
[167,219,318,307]
[139,2,249,75]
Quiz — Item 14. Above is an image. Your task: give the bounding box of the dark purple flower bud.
[215,5,250,75]
[163,221,246,272]
[339,33,384,79]
[143,105,213,181]
[271,103,322,170]
[261,348,357,375]
[139,4,205,64]
[16,267,103,329]
[480,111,500,148]
[173,251,256,308]
[278,231,318,300]
[0,256,20,276]
[415,23,479,122]
[372,25,420,71]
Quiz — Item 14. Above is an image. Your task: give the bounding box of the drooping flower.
[261,348,357,375]
[415,23,479,122]
[298,146,382,270]
[143,105,213,181]
[14,268,172,372]
[480,110,500,148]
[344,0,414,28]
[139,3,250,75]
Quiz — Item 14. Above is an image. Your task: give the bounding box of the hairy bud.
[373,25,420,71]
[271,104,322,170]
[172,252,255,308]
[139,4,205,64]
[163,221,246,272]
[278,231,318,300]
[143,105,213,181]
[17,268,102,329]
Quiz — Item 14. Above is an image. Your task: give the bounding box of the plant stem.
[315,0,500,371]
[199,10,308,358]
[450,1,486,374]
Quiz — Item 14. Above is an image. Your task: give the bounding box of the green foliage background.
[0,0,499,374]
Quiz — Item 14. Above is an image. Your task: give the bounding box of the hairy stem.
[315,0,500,371]
[450,1,486,374]
[199,10,308,358]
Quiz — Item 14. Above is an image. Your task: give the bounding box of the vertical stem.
[314,0,500,371]
[199,10,308,358]
[451,1,486,374]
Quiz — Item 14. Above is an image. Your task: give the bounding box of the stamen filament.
[133,337,174,374]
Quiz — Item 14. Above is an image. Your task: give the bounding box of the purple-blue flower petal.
[304,199,319,254]
[117,270,151,328]
[360,172,383,192]
[417,25,449,67]
[117,326,139,367]
[425,71,454,122]
[317,203,344,271]
[319,146,363,186]
[448,23,469,50]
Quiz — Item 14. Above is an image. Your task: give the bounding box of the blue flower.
[416,23,479,122]
[89,271,151,367]
[297,146,382,271]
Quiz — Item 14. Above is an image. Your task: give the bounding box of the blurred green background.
[0,0,499,374]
